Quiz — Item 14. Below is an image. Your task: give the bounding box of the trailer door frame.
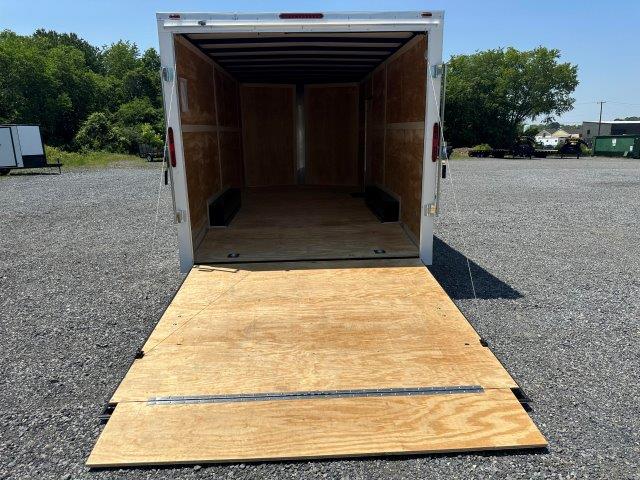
[157,23,194,273]
[157,11,444,272]
[420,23,444,265]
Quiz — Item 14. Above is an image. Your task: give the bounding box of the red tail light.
[432,122,441,162]
[279,13,324,19]
[168,127,176,168]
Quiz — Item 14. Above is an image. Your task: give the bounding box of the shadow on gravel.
[430,236,522,300]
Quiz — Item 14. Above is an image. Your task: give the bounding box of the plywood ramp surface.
[89,259,546,467]
[88,389,546,467]
[195,188,418,263]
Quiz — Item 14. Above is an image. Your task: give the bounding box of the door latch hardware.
[161,66,174,82]
[430,63,444,78]
[424,203,437,216]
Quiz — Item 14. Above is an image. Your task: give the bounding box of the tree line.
[0,29,163,153]
[444,47,579,148]
[1,29,580,153]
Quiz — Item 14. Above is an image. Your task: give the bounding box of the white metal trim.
[156,11,442,34]
[158,21,194,273]
[419,22,445,266]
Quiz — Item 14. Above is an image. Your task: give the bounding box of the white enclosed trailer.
[155,11,446,273]
[0,124,61,175]
[88,11,545,468]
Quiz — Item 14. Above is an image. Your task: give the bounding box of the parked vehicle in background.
[138,143,164,162]
[556,138,589,158]
[0,125,61,175]
[469,136,588,159]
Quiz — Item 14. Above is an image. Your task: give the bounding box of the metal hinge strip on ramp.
[148,385,484,406]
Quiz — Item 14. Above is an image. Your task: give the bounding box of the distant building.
[534,129,555,147]
[581,121,640,145]
[536,128,579,148]
[537,129,553,138]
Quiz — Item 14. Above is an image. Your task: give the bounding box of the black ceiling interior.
[182,32,417,83]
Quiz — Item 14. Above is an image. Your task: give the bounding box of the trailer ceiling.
[182,32,418,83]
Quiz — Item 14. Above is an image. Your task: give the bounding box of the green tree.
[33,29,102,73]
[523,125,541,137]
[120,66,162,105]
[0,29,162,150]
[102,40,139,78]
[445,47,578,148]
[114,97,163,129]
[73,111,113,151]
[42,45,99,144]
[0,31,48,124]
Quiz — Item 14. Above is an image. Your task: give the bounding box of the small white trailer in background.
[88,10,546,468]
[0,124,61,175]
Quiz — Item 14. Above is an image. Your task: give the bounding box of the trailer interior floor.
[194,187,418,263]
[88,258,546,467]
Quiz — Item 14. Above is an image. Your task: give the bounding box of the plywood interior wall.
[240,85,296,187]
[176,33,426,241]
[305,85,360,186]
[362,35,427,238]
[214,69,243,189]
[175,36,242,245]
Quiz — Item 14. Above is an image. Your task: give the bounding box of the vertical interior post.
[296,84,306,185]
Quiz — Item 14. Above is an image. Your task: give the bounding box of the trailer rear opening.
[170,29,429,267]
[87,11,546,467]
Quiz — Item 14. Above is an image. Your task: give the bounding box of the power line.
[572,100,640,107]
[606,101,640,107]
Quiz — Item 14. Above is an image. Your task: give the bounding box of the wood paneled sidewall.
[182,132,221,234]
[175,35,244,244]
[175,37,220,240]
[367,69,387,186]
[175,40,217,126]
[362,35,427,238]
[214,69,243,189]
[305,85,360,187]
[240,85,296,187]
[385,37,426,124]
[384,128,424,236]
[218,131,243,188]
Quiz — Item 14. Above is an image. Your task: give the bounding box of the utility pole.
[597,101,606,136]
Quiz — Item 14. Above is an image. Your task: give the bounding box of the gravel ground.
[0,157,638,479]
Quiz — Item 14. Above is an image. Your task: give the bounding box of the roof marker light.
[421,12,433,17]
[168,13,180,19]
[279,13,324,19]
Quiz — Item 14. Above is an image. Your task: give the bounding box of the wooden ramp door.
[88,259,546,467]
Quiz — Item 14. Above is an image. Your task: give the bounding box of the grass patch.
[45,146,144,169]
[450,147,471,159]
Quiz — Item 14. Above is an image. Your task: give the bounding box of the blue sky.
[2,0,639,123]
